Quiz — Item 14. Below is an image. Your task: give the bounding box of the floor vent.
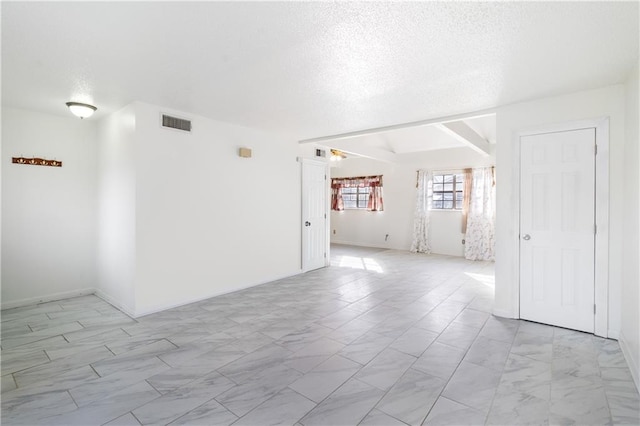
[162,114,191,132]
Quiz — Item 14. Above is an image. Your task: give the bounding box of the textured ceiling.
[2,2,638,142]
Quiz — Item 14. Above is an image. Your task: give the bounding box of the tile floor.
[2,245,639,425]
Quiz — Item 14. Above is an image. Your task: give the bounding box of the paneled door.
[301,159,328,272]
[519,128,596,333]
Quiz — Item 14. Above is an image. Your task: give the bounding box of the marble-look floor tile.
[359,409,407,426]
[275,323,332,352]
[4,365,98,402]
[423,396,487,425]
[169,399,238,425]
[479,316,520,343]
[354,348,416,391]
[511,330,553,363]
[389,327,438,357]
[146,365,215,394]
[45,381,160,425]
[299,378,385,426]
[452,308,490,329]
[375,368,446,425]
[442,361,502,413]
[338,330,394,365]
[216,364,303,417]
[3,247,637,426]
[217,343,293,384]
[550,375,612,425]
[463,336,511,371]
[1,374,17,393]
[436,322,479,350]
[13,345,113,388]
[132,371,235,425]
[1,349,50,374]
[68,357,168,407]
[486,389,549,425]
[1,389,78,424]
[499,353,552,401]
[234,388,315,426]
[412,342,466,380]
[1,321,84,350]
[325,318,377,345]
[284,337,345,373]
[90,339,177,377]
[103,412,141,426]
[288,354,361,403]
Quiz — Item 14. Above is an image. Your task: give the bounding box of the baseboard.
[94,289,136,318]
[618,330,640,392]
[331,239,397,250]
[133,271,303,318]
[607,328,620,340]
[1,288,97,310]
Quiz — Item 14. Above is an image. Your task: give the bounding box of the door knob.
[305,221,311,227]
[522,234,531,241]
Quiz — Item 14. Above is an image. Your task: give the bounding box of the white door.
[520,128,596,333]
[302,159,327,272]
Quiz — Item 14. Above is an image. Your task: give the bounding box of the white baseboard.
[94,289,136,318]
[331,239,397,250]
[1,288,96,310]
[607,328,620,340]
[618,330,640,392]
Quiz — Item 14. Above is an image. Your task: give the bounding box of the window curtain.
[331,180,344,211]
[368,178,384,211]
[331,175,384,211]
[410,170,432,253]
[464,167,496,261]
[461,168,472,233]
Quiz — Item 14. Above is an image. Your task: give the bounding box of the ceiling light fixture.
[66,101,97,119]
[330,149,347,161]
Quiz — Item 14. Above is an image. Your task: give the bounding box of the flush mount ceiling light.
[65,102,97,119]
[330,149,347,161]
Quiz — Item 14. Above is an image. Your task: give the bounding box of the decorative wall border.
[12,157,62,167]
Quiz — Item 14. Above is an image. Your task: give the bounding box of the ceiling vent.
[161,114,191,132]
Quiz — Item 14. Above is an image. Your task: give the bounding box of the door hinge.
[324,174,327,180]
[324,252,327,258]
[594,304,596,314]
[324,213,326,219]
[595,145,598,155]
[594,224,597,234]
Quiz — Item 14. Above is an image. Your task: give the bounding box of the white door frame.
[300,158,330,272]
[512,117,610,337]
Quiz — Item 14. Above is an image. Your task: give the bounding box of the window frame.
[430,172,465,211]
[341,185,370,210]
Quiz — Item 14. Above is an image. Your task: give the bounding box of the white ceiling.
[2,2,638,145]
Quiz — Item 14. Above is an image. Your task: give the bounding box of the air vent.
[315,149,326,158]
[162,114,191,132]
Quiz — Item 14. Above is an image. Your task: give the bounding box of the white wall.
[621,61,639,389]
[330,147,493,256]
[494,85,626,338]
[1,107,98,307]
[96,105,137,314]
[132,102,302,316]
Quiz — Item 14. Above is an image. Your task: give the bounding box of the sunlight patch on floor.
[465,272,495,288]
[336,256,384,273]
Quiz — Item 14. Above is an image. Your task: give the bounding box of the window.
[341,186,370,209]
[331,175,384,211]
[431,173,464,210]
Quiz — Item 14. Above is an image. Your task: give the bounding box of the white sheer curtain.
[464,167,496,261]
[410,170,432,254]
